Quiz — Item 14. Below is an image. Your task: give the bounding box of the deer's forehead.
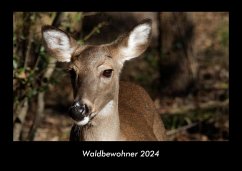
[71,46,113,70]
[76,46,110,62]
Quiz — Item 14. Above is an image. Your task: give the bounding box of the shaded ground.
[21,108,73,141]
[32,110,72,141]
[157,57,229,141]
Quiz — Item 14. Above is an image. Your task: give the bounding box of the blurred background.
[13,12,229,141]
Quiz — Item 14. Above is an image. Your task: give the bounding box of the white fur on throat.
[75,100,114,126]
[43,30,74,62]
[120,23,151,62]
[76,116,90,126]
[84,100,119,141]
[98,100,114,117]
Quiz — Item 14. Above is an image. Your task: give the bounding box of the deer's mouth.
[75,116,90,126]
[74,112,98,126]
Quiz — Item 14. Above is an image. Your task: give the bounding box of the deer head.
[42,19,152,127]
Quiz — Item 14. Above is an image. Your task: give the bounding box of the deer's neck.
[80,91,122,141]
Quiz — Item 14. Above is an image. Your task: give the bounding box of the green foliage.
[77,39,85,45]
[144,50,160,70]
[13,58,18,69]
[75,13,83,22]
[132,50,160,96]
[13,13,50,109]
[218,23,229,48]
[162,107,225,130]
[83,21,108,42]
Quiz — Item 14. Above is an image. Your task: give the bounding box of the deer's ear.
[112,19,152,64]
[42,25,78,62]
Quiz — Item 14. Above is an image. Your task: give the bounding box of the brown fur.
[119,82,166,140]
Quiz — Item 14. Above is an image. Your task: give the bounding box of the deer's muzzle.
[68,102,89,122]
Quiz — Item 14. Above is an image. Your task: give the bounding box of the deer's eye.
[102,69,113,78]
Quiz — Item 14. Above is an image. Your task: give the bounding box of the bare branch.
[82,12,99,17]
[83,22,108,41]
[24,27,33,68]
[28,92,44,140]
[160,99,229,115]
[166,123,198,136]
[13,98,28,141]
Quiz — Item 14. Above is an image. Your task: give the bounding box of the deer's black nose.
[68,101,89,121]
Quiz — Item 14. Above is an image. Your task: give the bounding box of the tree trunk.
[159,12,197,96]
[13,98,28,141]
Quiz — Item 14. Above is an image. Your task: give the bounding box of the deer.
[42,19,166,141]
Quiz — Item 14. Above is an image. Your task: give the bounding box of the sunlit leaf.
[16,69,27,79]
[13,59,18,69]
